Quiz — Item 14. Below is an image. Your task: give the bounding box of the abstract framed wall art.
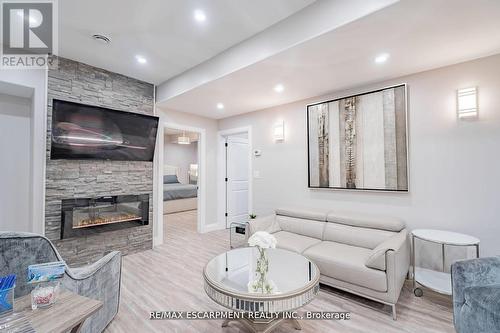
[307,84,408,192]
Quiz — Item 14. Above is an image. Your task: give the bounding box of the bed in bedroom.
[163,165,198,214]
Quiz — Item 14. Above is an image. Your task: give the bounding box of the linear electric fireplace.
[60,194,149,239]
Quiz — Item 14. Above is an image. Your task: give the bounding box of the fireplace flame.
[75,213,140,228]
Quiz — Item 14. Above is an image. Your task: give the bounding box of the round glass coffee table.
[203,247,320,333]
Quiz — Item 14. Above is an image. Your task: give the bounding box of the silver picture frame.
[307,83,409,192]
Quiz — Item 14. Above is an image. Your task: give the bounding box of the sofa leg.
[391,304,397,320]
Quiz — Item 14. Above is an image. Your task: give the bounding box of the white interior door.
[226,135,249,227]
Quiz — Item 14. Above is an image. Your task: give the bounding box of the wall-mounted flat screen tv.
[50,99,159,161]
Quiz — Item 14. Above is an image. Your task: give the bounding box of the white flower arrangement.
[247,231,278,294]
[248,231,277,249]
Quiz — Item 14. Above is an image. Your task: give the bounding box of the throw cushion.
[164,175,179,184]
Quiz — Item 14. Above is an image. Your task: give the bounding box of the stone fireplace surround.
[45,57,155,266]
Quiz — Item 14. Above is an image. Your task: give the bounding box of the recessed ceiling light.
[194,9,206,22]
[274,84,284,93]
[374,53,390,64]
[135,55,147,64]
[216,103,224,110]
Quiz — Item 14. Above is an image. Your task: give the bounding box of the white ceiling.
[59,0,315,84]
[159,0,500,119]
[155,0,398,102]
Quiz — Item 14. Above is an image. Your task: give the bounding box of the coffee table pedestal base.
[222,314,302,333]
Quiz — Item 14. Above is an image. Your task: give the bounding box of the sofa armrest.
[66,251,121,280]
[62,251,122,333]
[365,229,408,271]
[247,215,280,236]
[451,257,500,325]
[383,230,410,305]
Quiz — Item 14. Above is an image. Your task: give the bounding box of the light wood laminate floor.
[105,210,455,333]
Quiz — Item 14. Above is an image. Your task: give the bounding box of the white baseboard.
[201,222,226,233]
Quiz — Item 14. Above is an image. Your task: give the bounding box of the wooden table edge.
[14,290,103,333]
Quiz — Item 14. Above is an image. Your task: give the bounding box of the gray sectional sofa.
[248,207,410,319]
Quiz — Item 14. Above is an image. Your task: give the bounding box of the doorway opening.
[0,82,35,233]
[162,124,206,234]
[217,127,253,229]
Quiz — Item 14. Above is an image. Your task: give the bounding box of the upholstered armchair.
[451,257,500,333]
[0,232,122,333]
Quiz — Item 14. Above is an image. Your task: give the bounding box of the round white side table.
[411,229,480,297]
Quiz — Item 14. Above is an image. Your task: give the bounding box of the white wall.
[164,138,198,184]
[0,94,32,232]
[218,54,500,258]
[158,108,220,228]
[0,69,47,234]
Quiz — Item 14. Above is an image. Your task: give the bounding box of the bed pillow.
[164,175,179,184]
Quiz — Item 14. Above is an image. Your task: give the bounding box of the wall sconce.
[274,121,285,142]
[457,87,478,119]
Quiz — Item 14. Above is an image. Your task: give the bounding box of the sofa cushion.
[327,211,405,232]
[323,222,395,249]
[276,216,325,240]
[276,207,328,222]
[273,231,321,254]
[303,241,387,292]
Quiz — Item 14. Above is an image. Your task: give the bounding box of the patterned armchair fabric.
[0,232,121,333]
[451,257,500,333]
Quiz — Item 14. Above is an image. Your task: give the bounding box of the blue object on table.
[27,261,65,284]
[0,274,16,315]
[0,274,16,290]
